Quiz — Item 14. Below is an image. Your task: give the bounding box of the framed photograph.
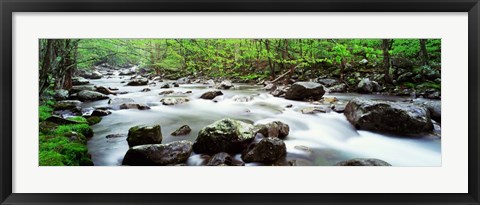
[1,0,479,204]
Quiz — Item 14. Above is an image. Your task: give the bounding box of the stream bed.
[84,75,441,166]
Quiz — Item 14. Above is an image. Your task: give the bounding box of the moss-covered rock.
[193,118,255,154]
[127,125,163,147]
[87,116,102,125]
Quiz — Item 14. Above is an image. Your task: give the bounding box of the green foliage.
[39,105,53,121]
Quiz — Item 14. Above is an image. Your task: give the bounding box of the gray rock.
[72,90,109,102]
[171,125,192,136]
[344,98,433,135]
[241,137,286,163]
[160,97,189,105]
[254,121,289,139]
[335,158,391,166]
[193,118,255,154]
[200,90,223,100]
[127,125,163,147]
[127,78,148,86]
[53,89,69,101]
[72,77,90,86]
[122,141,193,166]
[285,82,326,100]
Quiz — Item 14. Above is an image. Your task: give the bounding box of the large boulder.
[122,141,193,166]
[200,90,223,100]
[127,125,163,147]
[344,98,433,135]
[127,78,148,86]
[241,137,286,163]
[193,118,255,154]
[284,82,326,100]
[72,90,109,102]
[335,158,391,166]
[70,85,95,94]
[254,121,289,139]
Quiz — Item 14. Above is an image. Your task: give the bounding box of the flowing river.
[83,75,441,166]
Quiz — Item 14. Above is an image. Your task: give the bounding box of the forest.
[39,39,441,166]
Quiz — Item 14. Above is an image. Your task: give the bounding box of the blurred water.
[86,76,441,166]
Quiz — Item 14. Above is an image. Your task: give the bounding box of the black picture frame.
[1,0,479,204]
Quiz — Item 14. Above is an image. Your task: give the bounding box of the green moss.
[87,116,102,125]
[67,116,88,124]
[39,105,54,121]
[39,150,65,166]
[54,124,92,137]
[39,135,92,166]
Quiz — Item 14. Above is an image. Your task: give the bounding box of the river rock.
[91,109,112,116]
[119,103,151,110]
[264,83,277,91]
[317,78,339,87]
[127,125,163,147]
[95,86,116,95]
[140,88,151,92]
[200,90,223,100]
[344,98,433,135]
[205,79,216,86]
[70,85,96,94]
[127,78,148,86]
[420,100,441,123]
[217,80,234,89]
[53,89,69,101]
[241,137,287,163]
[193,118,255,154]
[254,121,289,139]
[72,90,109,102]
[357,78,378,93]
[270,85,290,97]
[108,97,134,105]
[176,77,191,84]
[53,100,82,111]
[83,71,103,79]
[327,83,347,93]
[232,95,255,102]
[335,158,391,166]
[159,90,175,95]
[160,83,171,89]
[284,82,326,101]
[206,152,233,166]
[72,77,89,85]
[171,125,192,136]
[122,141,193,166]
[161,97,189,105]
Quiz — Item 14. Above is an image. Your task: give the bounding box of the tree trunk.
[419,39,429,66]
[382,39,392,84]
[264,39,275,79]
